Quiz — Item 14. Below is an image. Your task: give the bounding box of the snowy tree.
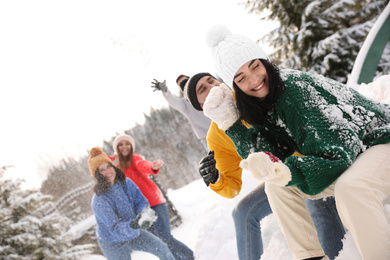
[40,105,204,235]
[106,106,204,190]
[41,157,92,201]
[0,166,94,260]
[244,0,390,82]
[378,41,390,77]
[42,106,203,207]
[106,107,205,227]
[41,157,94,223]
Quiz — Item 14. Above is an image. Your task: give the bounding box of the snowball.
[139,207,158,224]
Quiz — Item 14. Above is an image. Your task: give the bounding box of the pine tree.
[108,106,204,189]
[0,166,94,260]
[244,0,390,82]
[41,157,94,223]
[39,105,204,246]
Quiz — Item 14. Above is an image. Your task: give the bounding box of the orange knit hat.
[88,147,112,177]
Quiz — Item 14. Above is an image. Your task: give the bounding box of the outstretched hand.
[152,159,164,171]
[151,78,168,92]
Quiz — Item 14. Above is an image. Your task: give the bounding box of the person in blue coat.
[88,146,175,260]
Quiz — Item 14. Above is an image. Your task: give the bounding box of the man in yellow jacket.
[182,73,345,260]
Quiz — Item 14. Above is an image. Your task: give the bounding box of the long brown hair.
[93,164,126,195]
[116,144,134,171]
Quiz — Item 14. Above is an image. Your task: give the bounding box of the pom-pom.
[90,147,103,157]
[206,24,232,48]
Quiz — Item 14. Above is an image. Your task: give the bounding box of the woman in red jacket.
[111,134,194,260]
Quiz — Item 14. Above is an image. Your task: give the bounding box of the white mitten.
[240,152,291,187]
[203,83,240,130]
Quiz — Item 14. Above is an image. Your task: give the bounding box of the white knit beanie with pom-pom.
[206,24,268,88]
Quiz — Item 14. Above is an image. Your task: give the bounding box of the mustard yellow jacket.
[206,121,243,199]
[206,121,303,199]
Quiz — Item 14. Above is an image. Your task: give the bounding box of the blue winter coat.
[92,178,149,242]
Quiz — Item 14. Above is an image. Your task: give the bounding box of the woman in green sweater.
[203,25,390,260]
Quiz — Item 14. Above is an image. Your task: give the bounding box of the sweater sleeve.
[225,120,294,161]
[162,90,188,113]
[282,112,360,195]
[132,155,160,176]
[207,122,243,199]
[280,72,363,195]
[125,178,149,215]
[92,195,138,240]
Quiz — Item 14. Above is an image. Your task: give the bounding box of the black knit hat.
[184,72,213,111]
[179,78,188,91]
[176,74,189,91]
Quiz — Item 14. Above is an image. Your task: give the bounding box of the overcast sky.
[0,0,278,188]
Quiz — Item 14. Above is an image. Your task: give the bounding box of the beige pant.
[265,143,390,260]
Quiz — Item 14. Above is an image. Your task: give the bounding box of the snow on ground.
[354,75,390,103]
[82,170,390,260]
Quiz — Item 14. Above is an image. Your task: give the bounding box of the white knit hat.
[112,134,135,154]
[206,25,268,88]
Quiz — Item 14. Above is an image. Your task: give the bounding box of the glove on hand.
[203,83,240,130]
[198,150,219,186]
[240,152,291,187]
[130,207,158,229]
[151,79,168,92]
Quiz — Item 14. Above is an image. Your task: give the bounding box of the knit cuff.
[226,120,254,159]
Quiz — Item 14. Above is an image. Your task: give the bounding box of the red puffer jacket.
[110,154,166,207]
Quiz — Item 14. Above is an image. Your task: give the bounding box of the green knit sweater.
[226,69,390,195]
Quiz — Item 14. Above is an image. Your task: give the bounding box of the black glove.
[130,214,142,229]
[151,78,168,92]
[198,150,219,186]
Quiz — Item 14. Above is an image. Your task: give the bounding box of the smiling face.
[117,140,132,157]
[98,162,116,185]
[195,76,221,109]
[233,59,269,99]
